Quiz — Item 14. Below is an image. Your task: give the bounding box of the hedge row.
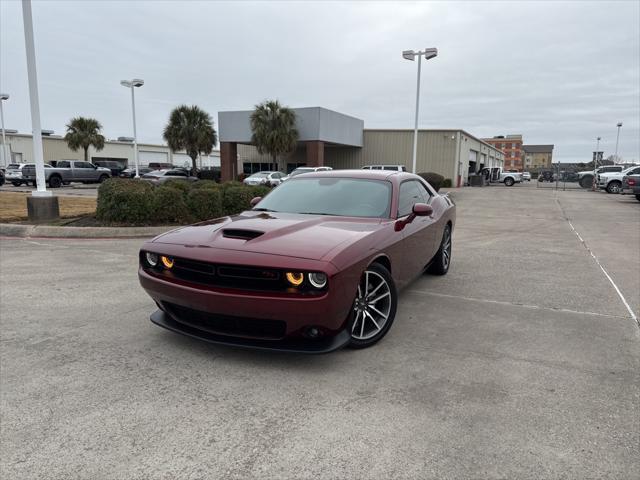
[96,178,271,225]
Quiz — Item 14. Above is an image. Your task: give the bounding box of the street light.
[614,122,623,163]
[593,136,601,191]
[120,78,144,178]
[403,47,438,174]
[0,93,8,167]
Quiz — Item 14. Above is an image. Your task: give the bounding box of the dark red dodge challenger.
[139,170,456,353]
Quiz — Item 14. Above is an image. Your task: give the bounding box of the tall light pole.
[614,122,623,163]
[120,78,144,178]
[0,94,8,167]
[593,136,601,191]
[22,0,48,197]
[403,48,438,174]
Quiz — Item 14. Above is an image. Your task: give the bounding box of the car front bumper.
[150,309,351,353]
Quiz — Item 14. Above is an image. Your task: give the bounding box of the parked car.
[620,174,640,201]
[282,166,332,182]
[148,162,174,170]
[140,169,198,185]
[481,167,522,186]
[139,169,456,352]
[362,165,407,171]
[577,165,625,189]
[22,160,111,188]
[521,171,531,181]
[0,169,4,187]
[5,163,29,186]
[119,167,153,178]
[93,160,126,177]
[243,171,285,187]
[10,163,56,186]
[538,170,555,182]
[598,165,640,194]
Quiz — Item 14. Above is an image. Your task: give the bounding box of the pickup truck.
[480,167,522,186]
[577,165,625,189]
[597,165,640,194]
[22,160,111,188]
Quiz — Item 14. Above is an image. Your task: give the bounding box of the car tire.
[48,176,62,188]
[12,181,22,187]
[504,177,515,186]
[606,181,621,194]
[579,175,593,189]
[428,224,452,276]
[635,194,640,202]
[348,263,397,349]
[99,174,109,183]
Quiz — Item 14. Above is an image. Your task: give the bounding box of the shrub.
[152,186,191,224]
[418,172,444,192]
[222,185,270,215]
[442,178,453,188]
[187,188,223,221]
[96,178,155,224]
[192,180,220,190]
[161,179,191,196]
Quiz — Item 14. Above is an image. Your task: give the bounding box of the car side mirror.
[412,203,433,217]
[250,197,262,207]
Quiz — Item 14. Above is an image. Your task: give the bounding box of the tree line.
[64,100,299,175]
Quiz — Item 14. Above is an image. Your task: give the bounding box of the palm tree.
[64,117,106,162]
[163,105,217,175]
[250,100,298,172]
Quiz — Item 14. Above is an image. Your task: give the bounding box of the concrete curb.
[0,223,176,239]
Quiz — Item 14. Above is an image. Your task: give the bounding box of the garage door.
[139,151,169,166]
[172,153,192,168]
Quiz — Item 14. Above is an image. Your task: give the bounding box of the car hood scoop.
[222,229,264,240]
[152,211,384,261]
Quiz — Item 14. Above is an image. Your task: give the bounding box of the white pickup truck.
[480,167,522,187]
[597,165,640,194]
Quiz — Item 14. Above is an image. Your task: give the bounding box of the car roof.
[290,168,420,183]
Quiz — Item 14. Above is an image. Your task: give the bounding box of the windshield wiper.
[252,207,277,212]
[298,212,336,216]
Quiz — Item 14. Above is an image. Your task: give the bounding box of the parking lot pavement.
[0,184,98,197]
[1,186,638,479]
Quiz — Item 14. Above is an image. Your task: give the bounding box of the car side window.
[57,161,70,168]
[630,167,640,175]
[75,162,92,169]
[415,181,433,202]
[398,181,424,217]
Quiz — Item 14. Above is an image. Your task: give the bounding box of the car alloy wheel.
[349,263,397,348]
[428,224,452,275]
[606,181,621,194]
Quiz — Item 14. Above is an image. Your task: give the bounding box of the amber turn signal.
[285,272,304,286]
[161,256,174,269]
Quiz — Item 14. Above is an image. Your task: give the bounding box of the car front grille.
[163,302,286,340]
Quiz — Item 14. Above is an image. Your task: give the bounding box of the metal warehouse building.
[2,132,220,169]
[219,107,504,186]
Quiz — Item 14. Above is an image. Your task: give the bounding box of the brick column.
[306,141,324,167]
[220,142,237,182]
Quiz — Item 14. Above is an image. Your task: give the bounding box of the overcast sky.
[1,0,638,163]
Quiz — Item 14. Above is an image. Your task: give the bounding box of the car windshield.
[254,177,392,218]
[143,170,166,177]
[7,164,21,170]
[248,172,270,178]
[289,168,314,177]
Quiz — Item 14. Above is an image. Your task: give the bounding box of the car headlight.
[285,272,304,286]
[145,252,159,267]
[308,272,327,289]
[161,256,174,269]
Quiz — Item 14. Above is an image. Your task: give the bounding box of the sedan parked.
[243,171,285,187]
[139,169,456,353]
[140,169,198,185]
[120,167,153,178]
[522,172,531,181]
[282,166,332,182]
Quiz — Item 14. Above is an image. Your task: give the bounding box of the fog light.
[286,272,304,286]
[308,272,327,288]
[161,256,174,269]
[145,252,159,267]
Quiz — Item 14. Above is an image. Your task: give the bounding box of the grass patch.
[0,192,96,223]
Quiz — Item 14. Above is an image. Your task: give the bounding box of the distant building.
[2,132,220,169]
[482,135,523,171]
[523,145,554,170]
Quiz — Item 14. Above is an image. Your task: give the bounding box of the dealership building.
[2,106,503,186]
[220,107,504,186]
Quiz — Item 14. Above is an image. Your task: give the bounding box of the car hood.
[152,211,384,261]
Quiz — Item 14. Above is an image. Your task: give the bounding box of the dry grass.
[0,192,96,222]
